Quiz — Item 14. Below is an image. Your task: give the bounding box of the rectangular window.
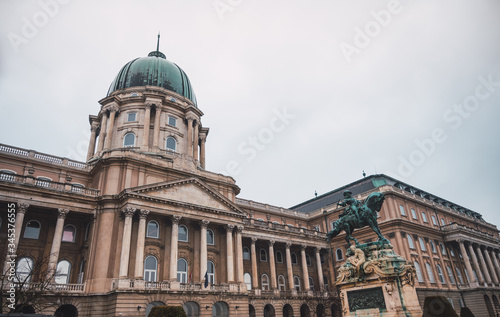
[399,204,406,216]
[127,112,137,122]
[168,116,177,127]
[411,208,417,219]
[331,221,335,230]
[431,215,438,226]
[422,212,428,223]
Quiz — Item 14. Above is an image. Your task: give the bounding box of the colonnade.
[87,103,207,168]
[457,239,500,287]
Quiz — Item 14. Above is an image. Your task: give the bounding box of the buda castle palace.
[1,43,500,317]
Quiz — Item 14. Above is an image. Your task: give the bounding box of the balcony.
[242,218,326,238]
[111,279,245,293]
[0,172,99,197]
[3,282,85,294]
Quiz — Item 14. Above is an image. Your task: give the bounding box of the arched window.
[430,240,436,253]
[436,264,445,284]
[123,132,135,147]
[446,266,455,284]
[291,253,298,265]
[183,301,199,317]
[336,248,344,261]
[147,220,159,238]
[24,220,41,239]
[421,212,428,223]
[278,275,286,291]
[419,237,426,251]
[243,247,250,260]
[36,176,51,188]
[309,277,315,291]
[426,262,435,283]
[447,298,454,308]
[0,169,16,182]
[276,251,283,263]
[16,257,34,283]
[261,274,269,290]
[440,218,446,226]
[431,215,438,226]
[244,272,252,290]
[55,260,71,284]
[207,229,214,245]
[414,261,424,283]
[177,258,188,283]
[455,267,464,284]
[439,243,447,255]
[294,276,301,291]
[411,208,417,219]
[178,225,188,242]
[207,261,215,284]
[407,235,415,249]
[260,249,267,262]
[306,254,312,266]
[62,225,76,242]
[144,256,157,282]
[166,136,177,151]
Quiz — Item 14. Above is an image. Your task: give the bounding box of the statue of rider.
[338,190,361,219]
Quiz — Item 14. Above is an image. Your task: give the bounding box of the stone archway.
[212,301,229,317]
[485,295,495,317]
[300,304,310,317]
[283,304,293,317]
[145,301,166,317]
[331,304,342,317]
[54,304,78,317]
[183,301,199,317]
[249,304,256,317]
[264,304,276,317]
[316,304,325,317]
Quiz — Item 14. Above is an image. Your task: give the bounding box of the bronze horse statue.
[326,192,389,245]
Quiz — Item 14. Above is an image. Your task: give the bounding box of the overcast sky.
[1,1,499,226]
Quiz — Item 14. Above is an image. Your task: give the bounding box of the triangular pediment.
[128,178,244,215]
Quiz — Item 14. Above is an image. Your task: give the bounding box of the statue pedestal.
[336,242,422,317]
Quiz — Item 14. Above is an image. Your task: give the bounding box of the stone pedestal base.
[336,242,422,317]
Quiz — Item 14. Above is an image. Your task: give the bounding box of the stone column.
[186,115,195,157]
[96,112,108,153]
[46,208,69,280]
[142,104,152,150]
[285,242,294,290]
[3,203,29,274]
[483,247,499,285]
[491,250,500,283]
[169,215,182,281]
[251,237,258,289]
[86,122,99,161]
[476,245,492,285]
[193,122,199,160]
[103,106,118,150]
[301,245,310,291]
[236,226,244,283]
[119,207,136,277]
[134,209,149,278]
[226,224,235,282]
[467,242,484,284]
[315,247,324,291]
[200,220,210,284]
[268,240,277,289]
[152,105,162,148]
[199,134,206,168]
[458,240,477,285]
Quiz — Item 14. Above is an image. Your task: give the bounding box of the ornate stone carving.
[172,215,182,224]
[107,104,119,112]
[139,209,150,219]
[285,242,292,249]
[314,247,321,253]
[122,207,136,217]
[301,245,307,251]
[200,219,210,228]
[57,208,69,219]
[236,225,244,232]
[269,240,275,246]
[17,202,30,214]
[226,224,235,232]
[251,237,257,244]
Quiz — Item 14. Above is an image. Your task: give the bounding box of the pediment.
[128,178,244,215]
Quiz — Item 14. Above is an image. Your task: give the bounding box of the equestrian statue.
[326,190,389,245]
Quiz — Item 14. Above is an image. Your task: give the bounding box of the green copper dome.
[107,50,197,106]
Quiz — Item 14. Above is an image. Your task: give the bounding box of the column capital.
[90,121,100,131]
[226,224,235,232]
[251,237,258,244]
[269,240,275,247]
[139,209,150,219]
[201,219,210,228]
[314,247,322,253]
[57,208,69,219]
[236,225,244,232]
[17,203,30,214]
[172,215,182,224]
[186,113,196,122]
[286,242,292,249]
[199,134,207,142]
[123,207,136,218]
[107,104,119,113]
[301,245,307,251]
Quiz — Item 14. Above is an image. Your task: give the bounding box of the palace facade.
[0,47,499,317]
